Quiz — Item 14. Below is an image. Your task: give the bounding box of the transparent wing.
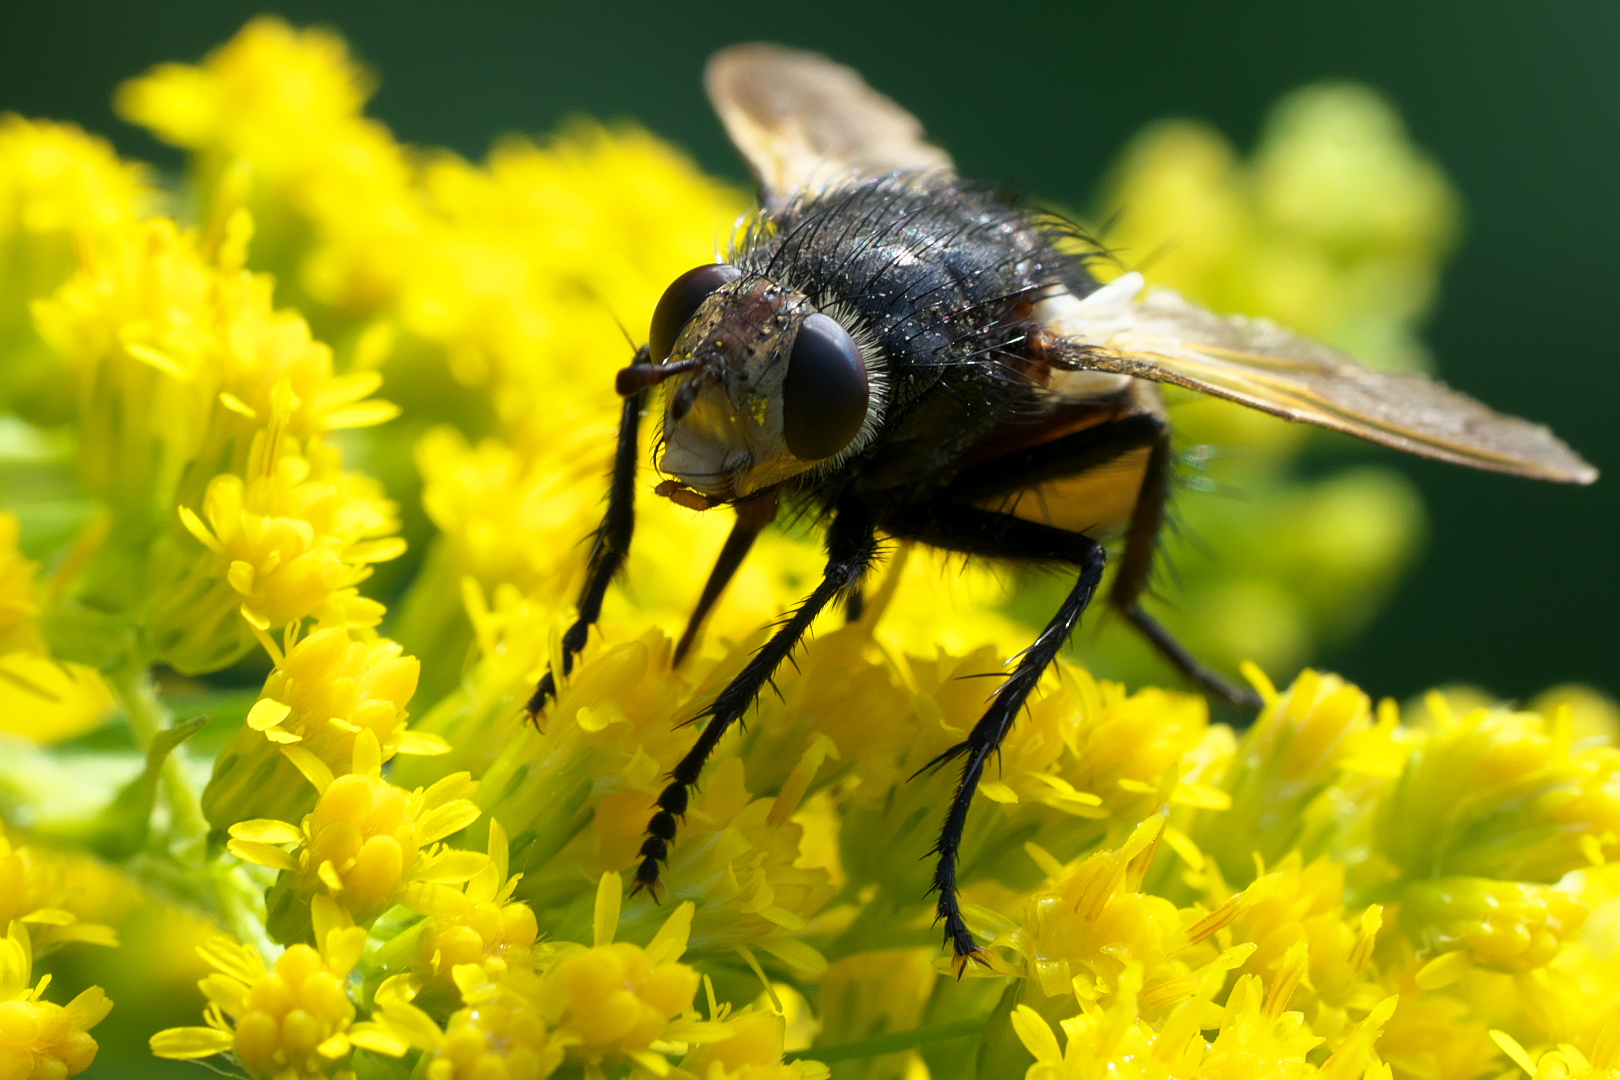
[1051,282,1597,484]
[705,43,954,209]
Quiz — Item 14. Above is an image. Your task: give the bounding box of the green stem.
[111,656,270,955]
[110,657,208,846]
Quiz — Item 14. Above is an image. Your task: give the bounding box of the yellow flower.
[7,18,1617,1079]
[0,825,119,954]
[149,896,400,1076]
[116,18,371,172]
[615,753,837,976]
[1378,696,1620,884]
[1188,667,1403,890]
[0,115,150,241]
[32,218,227,531]
[457,625,716,897]
[0,114,151,423]
[0,924,111,1080]
[401,124,745,436]
[1491,1006,1620,1080]
[1011,950,1398,1080]
[421,965,563,1080]
[203,623,435,830]
[1008,817,1187,1000]
[116,16,423,317]
[0,514,113,743]
[168,392,402,646]
[32,209,401,671]
[1099,82,1459,371]
[815,949,941,1078]
[404,819,542,979]
[228,729,484,929]
[679,1007,830,1080]
[531,873,724,1074]
[1214,853,1384,1037]
[1402,877,1587,974]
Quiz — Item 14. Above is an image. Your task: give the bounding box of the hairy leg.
[895,505,1106,968]
[636,498,877,894]
[673,491,779,666]
[527,367,647,716]
[1108,427,1262,710]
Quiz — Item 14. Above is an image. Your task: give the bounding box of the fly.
[529,43,1598,970]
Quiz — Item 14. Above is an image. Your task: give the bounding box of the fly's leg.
[842,587,865,623]
[636,499,876,896]
[527,355,648,716]
[673,491,780,666]
[1121,605,1261,709]
[897,506,1106,969]
[1109,427,1263,711]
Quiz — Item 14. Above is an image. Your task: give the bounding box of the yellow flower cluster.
[0,113,152,425]
[0,830,118,957]
[148,897,384,1074]
[0,514,112,743]
[32,205,403,675]
[0,925,112,1080]
[0,16,1613,1080]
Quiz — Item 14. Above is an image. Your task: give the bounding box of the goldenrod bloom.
[679,1007,830,1080]
[31,206,401,675]
[227,730,482,929]
[419,967,563,1080]
[0,515,113,743]
[393,819,542,988]
[0,925,111,1080]
[1380,696,1620,883]
[529,874,726,1074]
[0,114,151,424]
[149,897,398,1076]
[203,624,436,830]
[0,827,118,955]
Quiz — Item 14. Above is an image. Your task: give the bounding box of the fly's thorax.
[656,273,882,503]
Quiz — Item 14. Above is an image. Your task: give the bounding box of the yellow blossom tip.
[123,341,189,381]
[245,698,292,732]
[151,1026,236,1059]
[282,744,335,792]
[594,870,622,947]
[1240,660,1279,704]
[1011,1006,1062,1064]
[352,727,384,774]
[1414,949,1472,989]
[1491,1029,1538,1076]
[646,902,695,966]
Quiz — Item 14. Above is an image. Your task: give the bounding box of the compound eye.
[649,263,741,361]
[783,313,869,460]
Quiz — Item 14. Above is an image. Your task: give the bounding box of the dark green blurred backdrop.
[3,0,1614,700]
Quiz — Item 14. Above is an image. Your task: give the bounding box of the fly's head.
[641,263,880,506]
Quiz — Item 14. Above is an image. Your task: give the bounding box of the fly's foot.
[527,619,596,723]
[936,889,988,978]
[950,945,990,980]
[630,854,666,902]
[942,911,988,979]
[631,782,689,903]
[524,671,558,725]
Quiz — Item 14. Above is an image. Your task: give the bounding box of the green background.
[3,0,1614,701]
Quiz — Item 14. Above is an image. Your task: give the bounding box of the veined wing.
[705,43,954,210]
[1043,275,1597,484]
